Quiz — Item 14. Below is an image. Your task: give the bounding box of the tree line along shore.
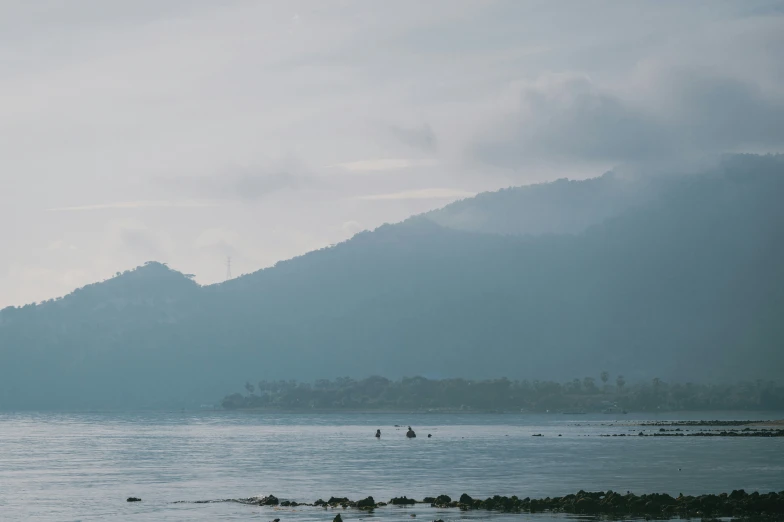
[221,375,784,412]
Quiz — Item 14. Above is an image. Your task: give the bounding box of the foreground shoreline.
[176,490,784,519]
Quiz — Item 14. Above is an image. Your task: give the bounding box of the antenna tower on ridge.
[226,256,232,281]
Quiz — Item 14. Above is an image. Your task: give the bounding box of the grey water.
[1,411,782,521]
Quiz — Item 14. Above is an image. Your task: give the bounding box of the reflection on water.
[0,411,782,520]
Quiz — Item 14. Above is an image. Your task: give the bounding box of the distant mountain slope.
[424,171,657,236]
[1,154,782,410]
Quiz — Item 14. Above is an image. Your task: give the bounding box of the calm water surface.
[1,411,782,521]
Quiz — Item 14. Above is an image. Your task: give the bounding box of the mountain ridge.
[1,154,782,409]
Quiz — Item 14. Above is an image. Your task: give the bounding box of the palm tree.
[616,375,626,393]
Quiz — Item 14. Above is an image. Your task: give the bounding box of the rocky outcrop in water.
[390,496,416,505]
[356,496,375,509]
[639,429,784,437]
[428,489,784,518]
[176,489,784,518]
[431,495,451,507]
[639,420,770,427]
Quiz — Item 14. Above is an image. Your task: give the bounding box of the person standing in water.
[406,426,416,438]
[375,429,381,439]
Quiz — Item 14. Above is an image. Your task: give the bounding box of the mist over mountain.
[1,154,782,410]
[425,170,659,236]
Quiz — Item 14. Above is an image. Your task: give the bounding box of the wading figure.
[406,426,416,438]
[375,429,381,438]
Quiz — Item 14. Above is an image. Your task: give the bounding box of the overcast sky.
[2,0,783,307]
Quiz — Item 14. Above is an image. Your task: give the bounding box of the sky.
[1,0,783,307]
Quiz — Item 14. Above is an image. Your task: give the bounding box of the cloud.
[334,158,438,172]
[474,68,784,168]
[3,1,784,308]
[59,269,90,288]
[162,158,316,201]
[104,219,171,260]
[47,200,219,212]
[650,67,784,151]
[117,228,165,259]
[46,239,78,251]
[229,169,303,199]
[356,188,475,201]
[385,122,438,152]
[194,227,241,257]
[341,220,364,236]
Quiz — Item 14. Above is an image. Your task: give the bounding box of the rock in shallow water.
[390,496,416,505]
[257,495,279,506]
[432,495,451,507]
[356,496,375,508]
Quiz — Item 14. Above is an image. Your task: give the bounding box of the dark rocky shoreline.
[180,490,784,519]
[598,428,784,437]
[637,420,777,427]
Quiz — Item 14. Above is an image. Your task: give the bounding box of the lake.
[1,411,782,520]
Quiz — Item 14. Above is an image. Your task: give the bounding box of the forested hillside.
[1,154,782,410]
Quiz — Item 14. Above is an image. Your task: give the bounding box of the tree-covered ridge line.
[2,154,783,410]
[221,375,784,412]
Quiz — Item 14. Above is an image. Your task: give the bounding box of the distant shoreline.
[221,376,784,415]
[216,408,784,416]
